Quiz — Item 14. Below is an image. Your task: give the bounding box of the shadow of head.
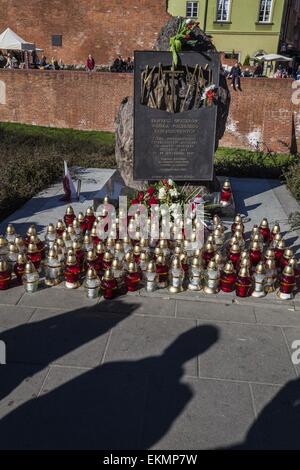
[162,324,219,367]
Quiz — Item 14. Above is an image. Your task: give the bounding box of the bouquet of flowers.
[201,85,218,107]
[169,19,200,68]
[130,179,184,208]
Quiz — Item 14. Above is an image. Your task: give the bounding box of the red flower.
[162,179,168,186]
[187,23,194,29]
[146,186,155,196]
[138,191,144,202]
[131,198,138,205]
[185,34,191,40]
[149,196,158,205]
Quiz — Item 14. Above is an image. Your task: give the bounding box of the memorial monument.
[115,16,230,195]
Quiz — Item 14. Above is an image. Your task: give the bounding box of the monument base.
[93,170,236,222]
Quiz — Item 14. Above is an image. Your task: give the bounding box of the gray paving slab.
[142,377,256,450]
[98,295,176,317]
[18,286,99,310]
[0,305,35,332]
[176,300,256,323]
[198,321,296,384]
[0,285,25,306]
[103,315,204,377]
[0,364,149,449]
[3,306,122,368]
[0,364,49,418]
[250,381,300,449]
[281,327,300,376]
[254,306,300,327]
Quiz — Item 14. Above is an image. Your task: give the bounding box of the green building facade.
[167,0,289,64]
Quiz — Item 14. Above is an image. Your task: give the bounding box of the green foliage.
[285,161,300,202]
[243,55,251,66]
[215,147,294,179]
[0,122,116,221]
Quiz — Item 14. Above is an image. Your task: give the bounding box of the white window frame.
[186,1,199,19]
[258,0,274,23]
[216,0,231,22]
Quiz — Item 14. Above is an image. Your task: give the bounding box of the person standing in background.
[86,54,95,71]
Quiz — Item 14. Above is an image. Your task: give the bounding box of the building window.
[258,0,273,23]
[186,1,198,18]
[216,0,231,22]
[51,35,62,47]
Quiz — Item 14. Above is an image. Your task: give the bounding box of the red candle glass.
[101,276,118,300]
[14,261,27,283]
[220,271,237,293]
[280,272,296,295]
[220,187,232,204]
[64,262,81,286]
[249,248,262,267]
[125,271,141,292]
[85,209,96,232]
[236,270,253,298]
[27,244,42,270]
[64,207,76,227]
[0,261,11,290]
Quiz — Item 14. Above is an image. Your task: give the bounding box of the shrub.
[215,147,294,179]
[0,123,116,220]
[285,161,300,202]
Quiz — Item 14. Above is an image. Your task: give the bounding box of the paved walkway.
[0,172,300,450]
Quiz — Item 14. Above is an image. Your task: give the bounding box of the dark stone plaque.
[133,50,220,181]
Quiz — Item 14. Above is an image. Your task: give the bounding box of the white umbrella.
[255,53,292,62]
[0,27,35,51]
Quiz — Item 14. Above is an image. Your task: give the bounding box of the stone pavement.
[0,171,300,450]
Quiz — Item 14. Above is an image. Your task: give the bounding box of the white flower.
[168,179,174,186]
[186,19,193,25]
[169,189,178,198]
[158,187,167,200]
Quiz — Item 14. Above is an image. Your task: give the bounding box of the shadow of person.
[0,324,219,450]
[224,377,300,450]
[0,299,139,402]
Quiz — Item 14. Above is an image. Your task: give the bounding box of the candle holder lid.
[103,251,113,262]
[115,241,123,251]
[250,241,261,251]
[272,223,281,234]
[62,231,71,241]
[87,250,97,261]
[223,261,235,274]
[234,214,242,224]
[87,267,98,279]
[0,260,8,272]
[265,258,276,270]
[103,268,113,280]
[17,253,27,264]
[25,261,36,274]
[223,179,231,189]
[239,266,250,277]
[86,206,94,216]
[156,255,166,265]
[77,212,85,222]
[83,234,92,244]
[56,219,65,229]
[8,243,18,253]
[0,235,8,247]
[27,243,38,254]
[96,241,105,254]
[66,253,77,265]
[26,225,37,237]
[213,214,221,225]
[6,223,15,235]
[146,261,156,273]
[208,260,217,270]
[46,223,55,233]
[265,249,275,260]
[48,248,58,259]
[283,249,294,259]
[277,240,286,250]
[66,205,74,215]
[128,261,138,273]
[171,257,181,269]
[283,265,295,277]
[230,243,240,254]
[256,262,266,275]
[260,218,269,228]
[205,242,215,253]
[192,256,201,268]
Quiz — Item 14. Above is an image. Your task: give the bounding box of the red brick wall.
[223,78,300,153]
[0,70,299,153]
[0,0,169,65]
[0,69,133,132]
